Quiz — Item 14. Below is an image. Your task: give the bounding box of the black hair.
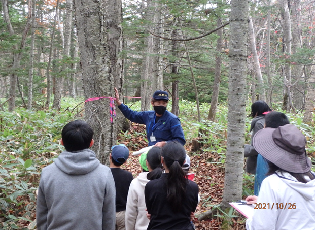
[146,147,163,180]
[267,160,315,183]
[250,100,272,118]
[265,111,290,128]
[111,158,124,167]
[61,120,93,152]
[162,141,187,213]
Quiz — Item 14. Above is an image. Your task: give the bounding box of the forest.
[1,0,315,229]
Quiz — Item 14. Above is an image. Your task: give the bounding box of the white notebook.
[230,201,254,219]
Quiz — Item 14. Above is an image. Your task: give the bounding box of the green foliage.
[0,104,80,228]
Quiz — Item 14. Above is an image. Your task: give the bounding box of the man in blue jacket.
[115,88,185,147]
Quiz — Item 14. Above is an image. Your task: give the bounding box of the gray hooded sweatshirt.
[37,149,116,230]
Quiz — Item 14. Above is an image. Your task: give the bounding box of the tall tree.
[222,0,248,207]
[45,0,60,108]
[53,0,73,110]
[27,0,36,110]
[291,0,304,110]
[249,16,266,101]
[2,0,32,111]
[208,18,223,121]
[141,0,162,111]
[280,0,293,111]
[73,0,123,165]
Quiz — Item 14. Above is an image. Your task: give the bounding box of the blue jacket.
[118,104,186,146]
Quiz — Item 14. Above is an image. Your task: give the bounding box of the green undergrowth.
[0,101,82,228]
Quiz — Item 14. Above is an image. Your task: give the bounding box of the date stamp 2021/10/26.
[254,203,296,210]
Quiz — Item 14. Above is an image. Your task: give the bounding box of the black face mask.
[154,106,166,115]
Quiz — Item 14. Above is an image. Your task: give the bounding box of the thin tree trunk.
[184,43,200,122]
[171,26,180,116]
[208,18,223,121]
[141,0,160,111]
[46,0,60,109]
[28,0,36,110]
[266,0,272,106]
[222,0,248,208]
[70,38,79,98]
[281,0,292,111]
[291,0,304,110]
[53,0,72,109]
[2,0,32,111]
[249,17,266,101]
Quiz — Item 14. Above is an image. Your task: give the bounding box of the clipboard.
[132,146,153,156]
[229,200,254,219]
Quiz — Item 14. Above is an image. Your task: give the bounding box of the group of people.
[36,90,199,230]
[244,101,315,229]
[36,88,315,230]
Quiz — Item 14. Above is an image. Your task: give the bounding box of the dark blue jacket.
[118,104,186,146]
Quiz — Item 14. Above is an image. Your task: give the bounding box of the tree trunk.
[141,0,161,111]
[171,26,180,116]
[221,0,248,208]
[73,0,123,165]
[249,16,266,101]
[46,0,60,108]
[70,38,79,98]
[185,43,200,122]
[208,18,223,121]
[281,0,292,111]
[2,0,32,111]
[291,0,304,110]
[27,0,36,110]
[266,0,272,106]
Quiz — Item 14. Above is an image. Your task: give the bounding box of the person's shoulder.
[146,176,162,187]
[165,110,178,118]
[187,180,199,190]
[42,162,57,174]
[96,164,111,174]
[122,169,133,178]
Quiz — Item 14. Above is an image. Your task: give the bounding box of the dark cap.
[111,144,129,164]
[152,90,169,101]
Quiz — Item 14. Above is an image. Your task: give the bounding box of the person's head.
[182,154,191,173]
[253,124,313,182]
[265,111,290,128]
[111,144,129,167]
[146,147,163,180]
[162,141,186,170]
[161,141,187,212]
[61,120,94,152]
[151,90,169,116]
[250,100,272,118]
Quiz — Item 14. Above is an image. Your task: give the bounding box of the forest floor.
[118,123,247,230]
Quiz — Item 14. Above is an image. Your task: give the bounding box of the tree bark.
[141,0,161,111]
[73,0,123,165]
[221,0,248,208]
[291,0,304,110]
[53,0,73,109]
[249,16,266,101]
[208,18,223,121]
[171,26,180,116]
[46,0,60,109]
[27,0,36,110]
[2,0,32,111]
[280,0,292,111]
[266,0,272,106]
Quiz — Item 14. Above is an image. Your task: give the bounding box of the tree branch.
[148,22,229,41]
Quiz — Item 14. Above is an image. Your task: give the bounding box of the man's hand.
[154,141,167,147]
[114,87,122,106]
[246,195,258,204]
